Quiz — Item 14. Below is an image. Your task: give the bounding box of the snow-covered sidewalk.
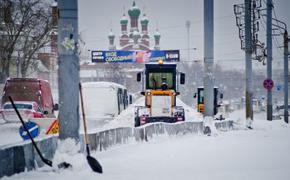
[2,116,290,180]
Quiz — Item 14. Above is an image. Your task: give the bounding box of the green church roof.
[108,30,115,38]
[128,1,140,18]
[141,14,149,25]
[120,14,128,24]
[154,30,161,38]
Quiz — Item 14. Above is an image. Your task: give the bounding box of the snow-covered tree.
[0,0,53,82]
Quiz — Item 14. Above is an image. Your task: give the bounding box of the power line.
[272,0,284,34]
[259,5,284,55]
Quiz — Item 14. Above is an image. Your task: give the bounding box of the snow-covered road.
[0,97,201,147]
[1,96,289,180]
[2,117,290,180]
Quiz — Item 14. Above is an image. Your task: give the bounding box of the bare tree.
[0,0,53,82]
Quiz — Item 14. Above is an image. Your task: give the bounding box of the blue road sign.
[19,121,39,140]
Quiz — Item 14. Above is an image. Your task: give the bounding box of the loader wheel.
[203,126,211,136]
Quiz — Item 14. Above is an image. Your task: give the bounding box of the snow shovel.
[79,83,103,173]
[8,96,71,169]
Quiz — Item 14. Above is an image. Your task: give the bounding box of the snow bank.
[80,120,232,152]
[90,97,202,133]
[2,114,290,180]
[0,96,233,178]
[0,118,233,178]
[0,123,22,147]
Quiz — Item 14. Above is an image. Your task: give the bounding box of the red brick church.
[108,1,161,51]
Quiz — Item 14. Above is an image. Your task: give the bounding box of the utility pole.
[245,0,253,127]
[203,0,214,117]
[272,18,288,124]
[283,30,289,123]
[266,0,273,121]
[186,20,191,62]
[58,0,80,141]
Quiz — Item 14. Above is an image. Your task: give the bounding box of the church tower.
[141,13,149,47]
[120,13,129,47]
[128,1,141,38]
[110,1,159,51]
[108,29,116,50]
[154,29,161,50]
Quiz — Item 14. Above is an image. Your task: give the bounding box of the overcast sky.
[78,0,290,70]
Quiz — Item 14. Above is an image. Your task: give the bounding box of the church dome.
[108,30,115,38]
[120,14,128,25]
[141,14,149,25]
[154,29,160,38]
[132,30,141,38]
[128,1,141,18]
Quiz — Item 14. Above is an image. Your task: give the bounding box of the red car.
[0,101,45,123]
[1,78,58,119]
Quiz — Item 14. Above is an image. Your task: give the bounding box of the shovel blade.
[87,155,103,173]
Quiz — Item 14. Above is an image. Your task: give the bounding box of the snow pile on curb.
[93,97,202,133]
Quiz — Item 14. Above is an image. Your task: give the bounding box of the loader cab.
[145,63,177,91]
[194,87,222,115]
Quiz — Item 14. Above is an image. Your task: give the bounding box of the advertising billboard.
[91,50,180,63]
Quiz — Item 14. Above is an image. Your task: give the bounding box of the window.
[148,72,173,89]
[198,90,204,104]
[4,103,32,109]
[118,89,123,105]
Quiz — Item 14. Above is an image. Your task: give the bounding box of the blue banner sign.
[91,50,179,63]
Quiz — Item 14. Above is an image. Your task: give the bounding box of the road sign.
[19,121,39,140]
[46,119,59,134]
[263,79,274,91]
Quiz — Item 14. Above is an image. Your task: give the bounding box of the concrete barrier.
[0,120,233,178]
[133,122,204,142]
[81,127,133,152]
[0,136,58,178]
[215,120,233,131]
[87,120,233,150]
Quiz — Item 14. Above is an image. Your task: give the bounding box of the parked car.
[0,101,45,123]
[1,78,58,118]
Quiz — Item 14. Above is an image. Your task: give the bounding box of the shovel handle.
[8,96,53,167]
[79,83,90,146]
